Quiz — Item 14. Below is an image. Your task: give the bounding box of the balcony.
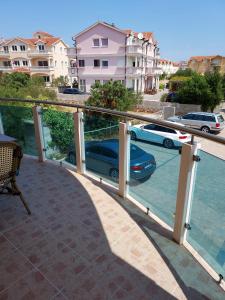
[0,99,225,299]
[28,50,52,57]
[0,66,12,70]
[67,48,76,57]
[126,45,143,55]
[0,51,10,57]
[126,66,143,76]
[146,67,163,76]
[30,66,53,72]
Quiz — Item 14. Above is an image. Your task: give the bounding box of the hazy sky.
[1,0,225,61]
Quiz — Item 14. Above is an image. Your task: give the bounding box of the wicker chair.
[0,141,31,215]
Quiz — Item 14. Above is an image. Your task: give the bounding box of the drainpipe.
[124,35,128,87]
[141,40,148,93]
[72,36,79,87]
[145,42,150,89]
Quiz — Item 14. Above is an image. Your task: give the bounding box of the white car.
[130,122,191,148]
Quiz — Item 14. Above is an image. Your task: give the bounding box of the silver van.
[168,112,225,133]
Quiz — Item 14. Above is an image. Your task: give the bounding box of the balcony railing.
[30,66,53,71]
[126,45,143,55]
[0,98,225,291]
[0,51,10,56]
[28,50,52,56]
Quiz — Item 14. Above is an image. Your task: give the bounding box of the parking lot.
[128,128,225,278]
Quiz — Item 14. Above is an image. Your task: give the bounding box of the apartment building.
[68,21,162,92]
[188,55,225,74]
[0,31,69,84]
[158,59,179,75]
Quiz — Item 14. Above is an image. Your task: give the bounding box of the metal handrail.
[1,97,225,146]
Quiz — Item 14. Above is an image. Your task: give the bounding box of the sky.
[1,0,225,61]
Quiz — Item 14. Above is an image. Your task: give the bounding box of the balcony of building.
[27,50,53,57]
[126,45,143,56]
[0,99,225,299]
[67,48,76,57]
[0,51,10,57]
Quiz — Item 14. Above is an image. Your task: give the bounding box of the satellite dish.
[138,32,143,40]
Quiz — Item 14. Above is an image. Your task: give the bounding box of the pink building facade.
[68,22,161,93]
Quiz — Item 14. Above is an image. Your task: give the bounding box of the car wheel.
[163,138,174,149]
[201,126,210,133]
[109,168,119,182]
[130,131,137,140]
[69,152,76,165]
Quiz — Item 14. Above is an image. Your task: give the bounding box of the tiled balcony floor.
[0,157,224,300]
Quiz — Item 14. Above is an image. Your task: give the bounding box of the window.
[87,146,101,155]
[79,60,85,67]
[93,39,100,47]
[155,126,176,134]
[101,147,117,159]
[94,59,100,67]
[12,45,17,51]
[43,76,50,82]
[65,61,67,66]
[192,114,204,121]
[38,44,45,51]
[60,47,62,53]
[182,114,194,120]
[218,115,224,123]
[102,60,108,67]
[3,46,9,53]
[55,60,57,67]
[203,115,216,122]
[3,61,11,67]
[101,38,108,47]
[38,61,48,67]
[79,79,86,92]
[23,61,28,66]
[144,124,156,130]
[103,80,109,84]
[14,60,20,66]
[130,145,146,159]
[132,61,135,67]
[61,61,63,68]
[95,80,100,84]
[20,45,26,51]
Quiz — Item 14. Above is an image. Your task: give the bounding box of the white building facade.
[0,31,69,84]
[68,22,162,92]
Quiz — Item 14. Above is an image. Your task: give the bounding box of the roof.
[73,21,126,39]
[122,29,154,41]
[73,21,155,42]
[159,59,178,66]
[189,55,223,62]
[2,36,61,47]
[33,31,54,37]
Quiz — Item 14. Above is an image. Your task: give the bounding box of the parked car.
[168,112,225,133]
[130,122,191,148]
[63,88,84,94]
[68,139,156,181]
[166,92,176,102]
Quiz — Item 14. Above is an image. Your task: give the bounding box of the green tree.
[51,76,69,87]
[86,80,142,111]
[176,74,211,110]
[205,70,224,111]
[0,73,57,100]
[170,68,196,79]
[43,110,74,153]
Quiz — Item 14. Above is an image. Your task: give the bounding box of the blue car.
[68,139,156,181]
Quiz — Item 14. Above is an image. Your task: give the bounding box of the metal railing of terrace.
[0,97,225,290]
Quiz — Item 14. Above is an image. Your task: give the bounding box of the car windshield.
[130,144,145,159]
[217,115,224,123]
